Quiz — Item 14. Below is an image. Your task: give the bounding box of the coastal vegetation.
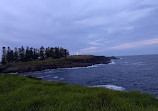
[1,46,69,65]
[0,74,158,111]
[0,55,111,73]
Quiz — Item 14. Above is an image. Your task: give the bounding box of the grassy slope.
[0,74,158,111]
[1,55,95,67]
[0,55,110,73]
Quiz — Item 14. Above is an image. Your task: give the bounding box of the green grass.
[0,74,158,111]
[0,55,102,73]
[1,55,94,67]
[10,55,94,67]
[68,55,94,59]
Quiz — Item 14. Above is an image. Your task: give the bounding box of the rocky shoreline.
[0,55,117,73]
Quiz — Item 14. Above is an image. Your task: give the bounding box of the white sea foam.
[132,62,144,65]
[96,64,105,66]
[92,85,125,91]
[54,76,58,79]
[63,67,81,70]
[87,65,99,68]
[109,61,115,65]
[60,78,64,80]
[39,75,50,78]
[124,62,129,65]
[44,72,48,73]
[48,71,52,73]
[62,64,101,70]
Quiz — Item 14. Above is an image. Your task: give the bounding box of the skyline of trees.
[1,46,69,65]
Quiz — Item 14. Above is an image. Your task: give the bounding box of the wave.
[92,85,125,91]
[60,78,64,80]
[38,75,50,78]
[42,64,106,71]
[132,62,144,65]
[109,61,116,65]
[62,64,102,70]
[54,76,59,79]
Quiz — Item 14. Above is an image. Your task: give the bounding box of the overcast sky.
[0,0,158,56]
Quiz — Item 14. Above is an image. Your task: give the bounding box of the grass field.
[0,74,158,111]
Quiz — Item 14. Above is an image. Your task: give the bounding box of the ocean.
[20,54,158,97]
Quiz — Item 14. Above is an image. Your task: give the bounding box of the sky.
[0,0,158,56]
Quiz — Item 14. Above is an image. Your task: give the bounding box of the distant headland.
[0,46,117,73]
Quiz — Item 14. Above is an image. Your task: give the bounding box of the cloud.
[72,47,98,55]
[88,39,103,46]
[81,47,98,51]
[0,0,158,56]
[108,38,158,50]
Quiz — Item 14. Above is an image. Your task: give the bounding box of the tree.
[25,46,30,62]
[64,49,69,58]
[33,48,39,60]
[6,47,14,63]
[1,47,6,64]
[39,46,45,60]
[59,47,64,58]
[54,47,60,59]
[50,47,55,59]
[19,46,25,62]
[10,50,14,63]
[13,47,19,62]
[45,47,50,59]
[29,47,33,60]
[1,46,69,63]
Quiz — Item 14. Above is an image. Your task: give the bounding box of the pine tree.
[1,47,6,64]
[10,50,14,63]
[13,47,19,63]
[19,46,25,62]
[50,47,55,59]
[59,47,64,58]
[33,48,39,60]
[6,47,11,63]
[1,46,69,63]
[29,47,33,60]
[39,46,45,60]
[64,49,69,59]
[54,47,60,59]
[25,46,30,62]
[45,47,50,59]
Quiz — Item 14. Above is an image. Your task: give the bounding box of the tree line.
[1,46,69,64]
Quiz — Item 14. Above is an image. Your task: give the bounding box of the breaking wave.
[62,64,102,70]
[92,85,125,91]
[109,61,116,65]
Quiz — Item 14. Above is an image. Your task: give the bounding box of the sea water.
[20,54,158,97]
